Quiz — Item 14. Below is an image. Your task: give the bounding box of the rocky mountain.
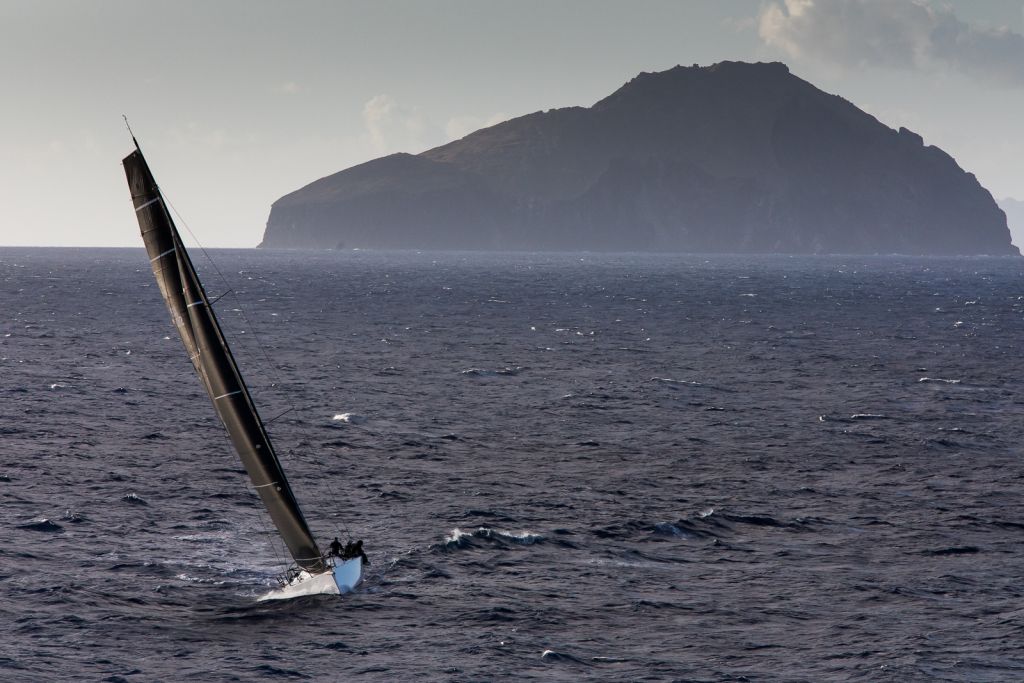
[261,61,1017,255]
[998,198,1024,249]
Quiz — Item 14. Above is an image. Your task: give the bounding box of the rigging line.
[208,289,234,306]
[163,194,296,418]
[264,406,295,425]
[163,195,349,543]
[285,442,350,541]
[246,479,292,574]
[123,114,139,149]
[272,436,349,540]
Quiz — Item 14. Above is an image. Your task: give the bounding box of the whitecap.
[173,531,231,543]
[850,413,887,420]
[19,517,63,532]
[332,412,367,424]
[445,526,545,546]
[494,529,545,544]
[175,573,228,585]
[461,367,522,377]
[445,527,472,545]
[652,377,703,387]
[918,377,961,384]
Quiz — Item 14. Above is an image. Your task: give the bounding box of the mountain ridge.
[262,61,1017,256]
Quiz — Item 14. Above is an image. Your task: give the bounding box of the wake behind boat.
[122,136,364,601]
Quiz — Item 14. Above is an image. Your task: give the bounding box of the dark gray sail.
[123,145,326,574]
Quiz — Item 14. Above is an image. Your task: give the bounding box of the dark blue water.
[3,248,1024,682]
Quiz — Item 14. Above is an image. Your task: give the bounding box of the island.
[260,61,1018,256]
[998,198,1023,249]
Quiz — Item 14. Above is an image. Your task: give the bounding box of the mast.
[123,144,326,574]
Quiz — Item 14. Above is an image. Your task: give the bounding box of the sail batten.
[123,147,326,574]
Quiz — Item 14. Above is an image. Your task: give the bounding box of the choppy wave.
[332,412,367,424]
[437,527,547,551]
[17,518,63,533]
[460,366,523,377]
[651,377,703,387]
[5,249,1024,681]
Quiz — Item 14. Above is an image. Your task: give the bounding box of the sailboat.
[122,138,362,601]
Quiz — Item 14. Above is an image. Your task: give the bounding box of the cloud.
[362,94,443,154]
[758,0,1024,85]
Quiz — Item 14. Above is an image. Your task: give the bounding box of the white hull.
[257,557,363,602]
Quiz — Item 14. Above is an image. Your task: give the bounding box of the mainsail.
[123,143,326,574]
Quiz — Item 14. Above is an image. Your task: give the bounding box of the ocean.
[2,247,1024,682]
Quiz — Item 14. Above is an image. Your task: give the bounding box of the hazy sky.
[1,0,1022,248]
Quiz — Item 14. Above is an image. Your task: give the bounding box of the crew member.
[351,539,370,566]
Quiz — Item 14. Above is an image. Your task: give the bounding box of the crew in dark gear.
[351,539,370,566]
[338,539,370,565]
